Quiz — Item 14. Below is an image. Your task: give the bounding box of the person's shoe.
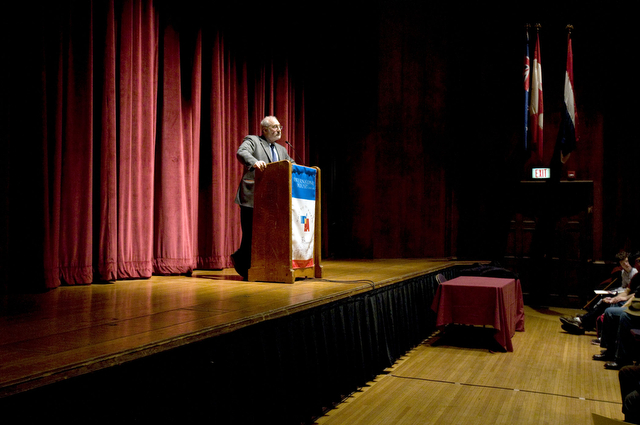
[230,252,248,280]
[591,338,601,345]
[561,322,585,335]
[604,360,630,370]
[560,316,582,326]
[236,266,248,280]
[593,351,613,361]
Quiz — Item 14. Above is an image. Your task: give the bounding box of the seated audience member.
[593,273,640,361]
[620,365,640,423]
[598,298,640,369]
[562,251,638,334]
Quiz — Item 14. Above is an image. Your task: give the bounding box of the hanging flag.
[291,165,317,269]
[555,27,578,163]
[529,28,544,158]
[523,26,531,152]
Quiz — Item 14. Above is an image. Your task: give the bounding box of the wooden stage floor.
[0,258,459,399]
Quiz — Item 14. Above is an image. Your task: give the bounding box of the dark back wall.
[306,1,636,266]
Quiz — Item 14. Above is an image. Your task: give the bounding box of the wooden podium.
[248,160,323,283]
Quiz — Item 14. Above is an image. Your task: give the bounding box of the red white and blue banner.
[555,32,578,163]
[291,165,317,269]
[529,31,544,158]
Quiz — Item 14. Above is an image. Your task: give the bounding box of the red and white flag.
[529,31,544,158]
[556,31,578,163]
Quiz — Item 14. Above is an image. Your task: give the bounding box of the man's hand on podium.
[254,160,267,171]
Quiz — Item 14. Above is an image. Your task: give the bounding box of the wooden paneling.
[504,181,594,307]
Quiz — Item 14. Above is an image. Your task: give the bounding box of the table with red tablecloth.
[430,276,525,352]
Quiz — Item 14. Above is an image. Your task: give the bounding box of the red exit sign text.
[532,168,550,179]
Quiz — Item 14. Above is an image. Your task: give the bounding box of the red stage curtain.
[113,0,158,281]
[37,0,306,288]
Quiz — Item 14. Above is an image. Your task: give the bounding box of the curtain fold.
[95,0,118,282]
[196,30,249,270]
[34,0,306,288]
[116,0,158,280]
[43,1,95,287]
[153,20,201,275]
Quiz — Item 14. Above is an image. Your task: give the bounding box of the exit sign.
[532,168,550,179]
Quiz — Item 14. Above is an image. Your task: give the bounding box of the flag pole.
[523,23,531,154]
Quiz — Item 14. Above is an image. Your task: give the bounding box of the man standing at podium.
[231,116,294,279]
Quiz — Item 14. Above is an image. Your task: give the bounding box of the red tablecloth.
[431,276,525,352]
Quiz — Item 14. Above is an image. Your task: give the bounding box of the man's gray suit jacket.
[234,135,294,208]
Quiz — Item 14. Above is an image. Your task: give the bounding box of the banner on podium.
[291,165,317,269]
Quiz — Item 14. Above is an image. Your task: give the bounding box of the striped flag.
[523,27,530,152]
[529,30,544,158]
[556,29,578,163]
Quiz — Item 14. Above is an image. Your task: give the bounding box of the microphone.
[285,141,304,164]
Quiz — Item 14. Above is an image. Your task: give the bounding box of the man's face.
[262,120,282,143]
[621,258,632,272]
